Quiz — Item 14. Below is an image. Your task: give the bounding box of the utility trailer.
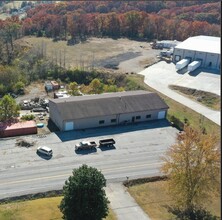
[176,59,190,70]
[187,60,201,72]
[75,141,97,151]
[99,139,115,147]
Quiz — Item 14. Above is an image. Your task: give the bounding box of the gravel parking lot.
[0,120,178,171]
[0,120,179,200]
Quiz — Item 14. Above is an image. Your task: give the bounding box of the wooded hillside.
[20,1,220,41]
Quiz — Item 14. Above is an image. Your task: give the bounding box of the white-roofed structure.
[173,36,220,70]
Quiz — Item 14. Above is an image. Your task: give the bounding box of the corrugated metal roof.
[175,35,220,54]
[49,90,169,120]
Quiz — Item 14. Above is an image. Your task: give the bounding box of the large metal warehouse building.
[173,35,220,69]
[49,90,169,131]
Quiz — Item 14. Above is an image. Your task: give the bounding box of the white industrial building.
[173,35,220,70]
[49,90,169,131]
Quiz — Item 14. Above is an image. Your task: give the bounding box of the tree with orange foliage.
[161,125,220,218]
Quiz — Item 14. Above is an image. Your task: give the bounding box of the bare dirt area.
[16,37,160,74]
[16,81,53,104]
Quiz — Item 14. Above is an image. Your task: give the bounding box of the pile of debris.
[16,138,36,148]
[20,97,49,111]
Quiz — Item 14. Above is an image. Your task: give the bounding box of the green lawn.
[0,197,116,220]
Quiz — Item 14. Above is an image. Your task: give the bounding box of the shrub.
[168,206,220,220]
[21,114,35,121]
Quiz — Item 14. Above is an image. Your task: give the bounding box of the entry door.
[158,111,165,119]
[132,116,135,123]
[65,121,74,131]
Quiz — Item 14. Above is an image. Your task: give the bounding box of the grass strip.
[169,85,220,111]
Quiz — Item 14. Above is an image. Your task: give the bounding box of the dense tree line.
[0,1,220,54]
[24,1,220,16]
[21,11,220,41]
[20,1,220,41]
[158,2,221,25]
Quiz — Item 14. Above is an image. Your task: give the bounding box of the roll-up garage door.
[158,111,165,119]
[65,121,74,131]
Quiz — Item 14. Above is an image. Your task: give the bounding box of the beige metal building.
[173,35,220,69]
[49,90,169,131]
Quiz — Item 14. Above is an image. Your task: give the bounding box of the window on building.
[136,116,141,120]
[111,119,116,123]
[146,114,151,118]
[99,120,105,124]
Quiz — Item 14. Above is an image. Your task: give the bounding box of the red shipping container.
[0,121,37,138]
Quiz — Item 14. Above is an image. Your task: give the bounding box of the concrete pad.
[139,61,220,125]
[140,61,220,95]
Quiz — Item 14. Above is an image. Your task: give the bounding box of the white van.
[37,146,53,156]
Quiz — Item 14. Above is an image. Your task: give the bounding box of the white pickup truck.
[75,141,97,151]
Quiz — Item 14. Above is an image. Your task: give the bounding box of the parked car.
[37,146,53,156]
[75,141,97,150]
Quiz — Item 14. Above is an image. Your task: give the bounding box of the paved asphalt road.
[0,120,178,200]
[139,61,220,125]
